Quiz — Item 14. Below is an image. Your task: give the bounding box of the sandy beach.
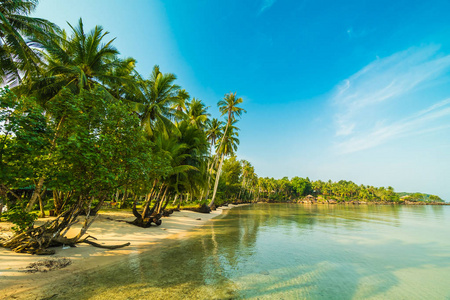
[0,206,235,299]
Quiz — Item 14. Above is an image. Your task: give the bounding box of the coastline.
[0,205,241,299]
[260,200,449,205]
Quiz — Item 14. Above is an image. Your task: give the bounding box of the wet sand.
[0,206,236,299]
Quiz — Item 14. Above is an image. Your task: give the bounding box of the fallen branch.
[0,205,130,255]
[82,239,130,249]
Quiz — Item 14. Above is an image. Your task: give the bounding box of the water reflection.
[41,204,450,299]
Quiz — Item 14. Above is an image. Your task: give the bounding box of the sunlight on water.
[43,204,450,299]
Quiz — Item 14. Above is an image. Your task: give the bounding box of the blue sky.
[33,0,450,200]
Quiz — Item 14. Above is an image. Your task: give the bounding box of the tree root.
[0,206,130,255]
[82,239,130,249]
[76,235,130,249]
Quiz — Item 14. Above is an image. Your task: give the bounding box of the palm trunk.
[143,183,163,218]
[138,180,157,218]
[172,194,179,205]
[156,186,169,214]
[209,153,225,208]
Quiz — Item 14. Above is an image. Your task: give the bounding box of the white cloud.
[330,45,450,153]
[336,98,450,153]
[259,0,276,14]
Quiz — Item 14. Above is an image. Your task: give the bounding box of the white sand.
[0,206,236,299]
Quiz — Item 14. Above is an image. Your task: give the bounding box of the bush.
[4,207,38,233]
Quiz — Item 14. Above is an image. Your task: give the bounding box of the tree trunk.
[90,195,108,216]
[114,189,119,202]
[171,194,178,206]
[120,188,128,208]
[142,183,162,218]
[203,155,214,202]
[38,189,46,218]
[26,177,45,212]
[177,194,182,210]
[53,190,62,215]
[26,116,66,213]
[156,186,169,214]
[209,153,225,208]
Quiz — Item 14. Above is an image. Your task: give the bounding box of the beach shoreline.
[0,205,241,299]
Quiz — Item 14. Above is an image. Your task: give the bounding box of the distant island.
[214,170,445,205]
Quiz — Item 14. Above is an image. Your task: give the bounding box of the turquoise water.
[45,204,450,299]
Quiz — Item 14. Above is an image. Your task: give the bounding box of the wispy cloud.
[259,0,276,14]
[336,98,450,153]
[330,45,450,153]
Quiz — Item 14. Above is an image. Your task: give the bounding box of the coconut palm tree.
[132,131,197,227]
[0,0,57,85]
[238,160,254,201]
[206,118,223,154]
[172,89,190,121]
[176,120,209,203]
[206,93,245,208]
[201,118,223,202]
[215,92,246,153]
[185,98,210,129]
[23,19,133,102]
[135,65,182,138]
[209,123,240,208]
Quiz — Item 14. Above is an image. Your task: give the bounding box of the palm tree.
[172,89,190,121]
[359,185,369,201]
[176,120,209,203]
[206,93,245,208]
[132,131,199,227]
[23,19,131,101]
[201,118,223,202]
[185,98,210,129]
[209,123,240,208]
[238,160,253,201]
[135,65,182,138]
[215,92,246,153]
[206,118,223,154]
[0,0,57,85]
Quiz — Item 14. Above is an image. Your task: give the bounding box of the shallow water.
[45,204,450,299]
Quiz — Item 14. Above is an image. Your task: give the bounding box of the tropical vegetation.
[0,1,247,254]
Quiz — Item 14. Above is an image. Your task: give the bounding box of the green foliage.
[291,177,312,197]
[0,88,51,190]
[4,205,38,233]
[0,0,58,85]
[44,88,166,200]
[429,195,443,202]
[222,156,242,186]
[397,192,444,202]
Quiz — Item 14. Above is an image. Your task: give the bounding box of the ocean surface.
[47,204,450,299]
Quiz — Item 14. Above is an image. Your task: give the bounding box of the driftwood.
[0,204,130,255]
[78,236,130,249]
[128,209,162,228]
